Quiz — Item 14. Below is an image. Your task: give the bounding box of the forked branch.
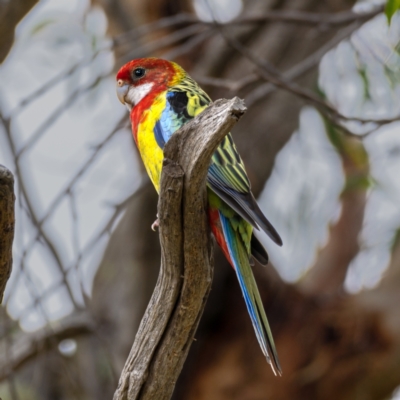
[113,98,247,400]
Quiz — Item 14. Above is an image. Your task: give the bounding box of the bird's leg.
[151,213,159,231]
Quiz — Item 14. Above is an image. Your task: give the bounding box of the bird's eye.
[133,68,145,79]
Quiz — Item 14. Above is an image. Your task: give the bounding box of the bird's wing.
[208,135,281,245]
[159,79,282,246]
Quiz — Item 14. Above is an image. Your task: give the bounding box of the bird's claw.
[151,217,159,231]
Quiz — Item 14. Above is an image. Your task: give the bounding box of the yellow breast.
[136,93,167,192]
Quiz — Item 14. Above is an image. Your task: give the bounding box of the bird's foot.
[151,215,159,231]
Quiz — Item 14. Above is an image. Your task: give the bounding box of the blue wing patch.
[154,92,190,149]
[154,120,166,149]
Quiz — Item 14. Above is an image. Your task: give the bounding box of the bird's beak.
[116,80,129,105]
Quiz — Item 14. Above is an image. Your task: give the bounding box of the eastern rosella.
[116,58,283,375]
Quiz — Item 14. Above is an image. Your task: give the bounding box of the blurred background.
[0,0,400,399]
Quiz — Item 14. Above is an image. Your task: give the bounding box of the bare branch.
[11,50,109,114]
[220,30,400,130]
[0,165,14,303]
[113,6,383,46]
[192,18,366,98]
[195,22,362,100]
[113,13,195,46]
[16,73,112,158]
[162,30,214,61]
[221,6,383,27]
[0,312,94,381]
[245,22,361,106]
[0,112,78,307]
[195,73,258,92]
[118,24,209,63]
[113,98,247,400]
[0,109,129,313]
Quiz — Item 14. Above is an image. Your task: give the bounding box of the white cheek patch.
[126,83,154,107]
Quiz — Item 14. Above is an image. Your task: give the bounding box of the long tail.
[218,211,282,376]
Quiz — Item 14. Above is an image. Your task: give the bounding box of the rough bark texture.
[0,165,15,303]
[113,98,247,400]
[113,160,185,400]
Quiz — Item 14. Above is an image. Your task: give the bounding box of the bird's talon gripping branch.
[151,218,159,231]
[151,213,160,231]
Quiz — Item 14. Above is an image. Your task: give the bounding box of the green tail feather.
[219,210,282,375]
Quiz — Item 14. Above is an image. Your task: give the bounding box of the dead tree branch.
[218,27,400,130]
[0,165,15,303]
[113,6,383,46]
[220,6,383,27]
[113,98,247,400]
[245,21,361,106]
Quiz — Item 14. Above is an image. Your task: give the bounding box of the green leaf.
[385,0,400,25]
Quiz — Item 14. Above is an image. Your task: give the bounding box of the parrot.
[116,58,283,376]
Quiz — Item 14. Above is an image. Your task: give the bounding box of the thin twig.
[1,113,129,330]
[194,73,258,92]
[0,113,78,306]
[118,24,209,62]
[245,21,363,106]
[16,73,112,159]
[113,13,195,46]
[9,50,110,115]
[217,6,383,27]
[162,29,214,60]
[221,30,400,129]
[113,6,383,46]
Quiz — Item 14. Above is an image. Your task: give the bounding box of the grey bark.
[113,98,247,400]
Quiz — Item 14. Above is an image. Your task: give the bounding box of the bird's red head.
[116,58,185,110]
